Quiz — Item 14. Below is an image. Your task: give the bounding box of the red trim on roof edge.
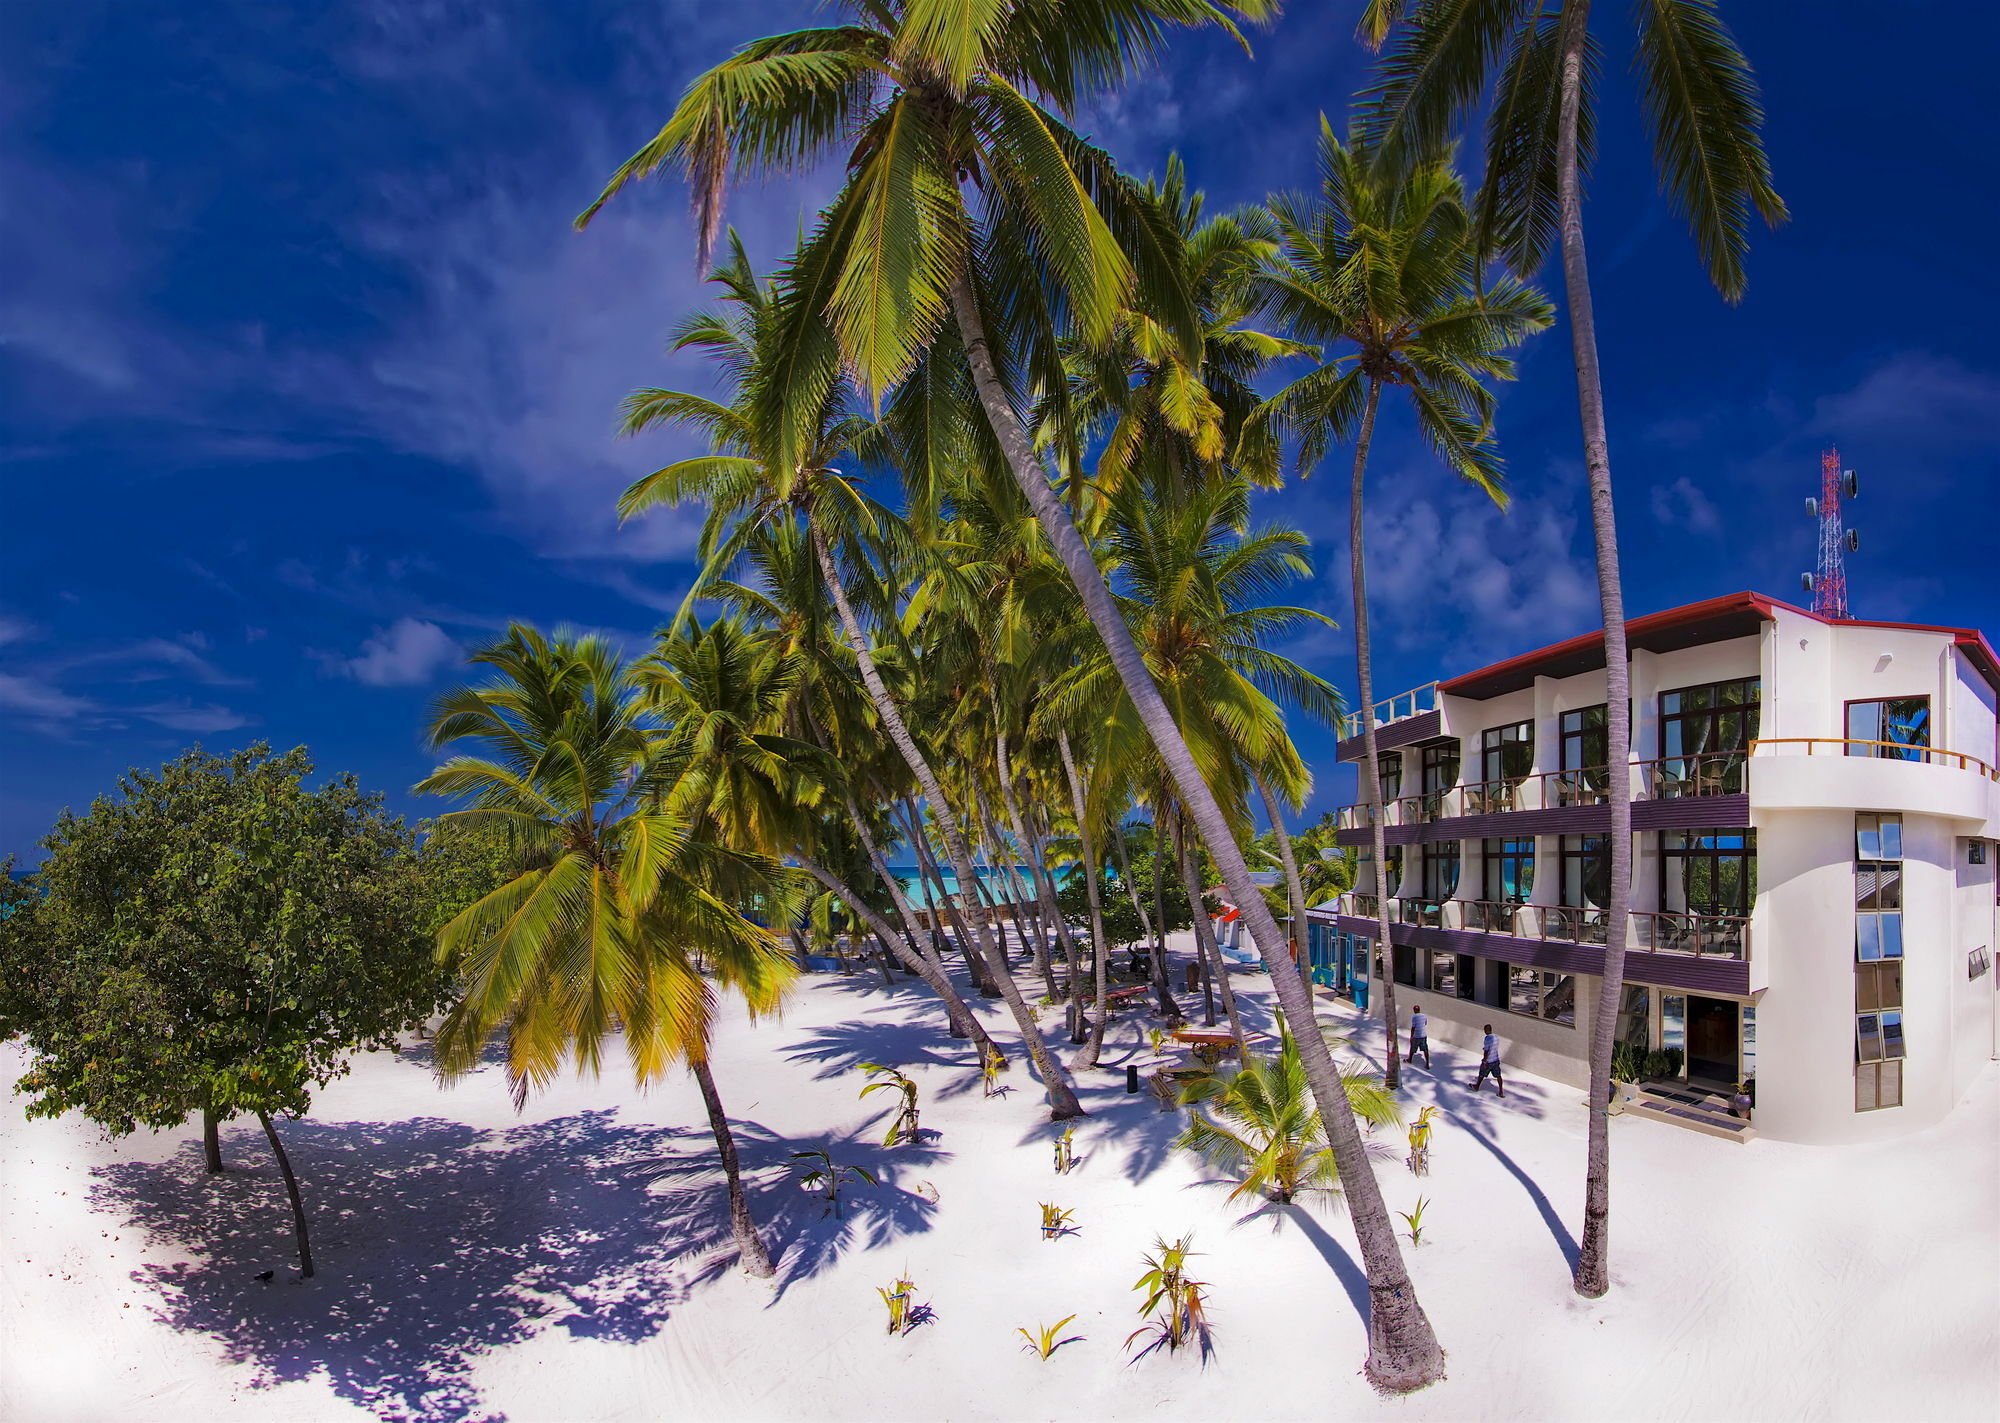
[1433,591,2000,701]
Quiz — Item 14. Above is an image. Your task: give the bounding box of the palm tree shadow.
[781,1015,985,1081]
[1451,1115,1580,1269]
[1279,1203,1372,1328]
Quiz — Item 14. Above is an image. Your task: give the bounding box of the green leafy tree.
[1360,0,1784,1297]
[1,744,449,1277]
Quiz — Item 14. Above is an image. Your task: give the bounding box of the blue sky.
[4,0,1998,859]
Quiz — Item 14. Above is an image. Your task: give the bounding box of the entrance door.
[1686,996,1739,1084]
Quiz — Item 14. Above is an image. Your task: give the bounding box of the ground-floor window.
[1393,943,1418,986]
[1500,963,1576,1025]
[1428,949,1476,999]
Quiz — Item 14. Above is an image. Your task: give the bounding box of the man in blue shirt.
[1407,1004,1431,1069]
[1473,1024,1505,1097]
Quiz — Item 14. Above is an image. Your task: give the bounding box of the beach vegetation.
[1018,1315,1082,1359]
[857,1062,923,1146]
[1038,1202,1077,1240]
[790,1149,878,1218]
[1127,1235,1213,1360]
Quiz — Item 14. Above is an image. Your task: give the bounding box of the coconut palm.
[580,2,1461,1388]
[418,625,799,1277]
[617,247,1082,1117]
[1358,0,1784,1297]
[1243,127,1552,1090]
[1177,1030,1398,1206]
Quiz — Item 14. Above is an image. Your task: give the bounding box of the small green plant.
[1406,1105,1437,1177]
[1053,1126,1077,1175]
[790,1150,877,1218]
[1127,1234,1212,1360]
[884,1279,920,1335]
[1018,1315,1082,1359]
[858,1062,922,1145]
[1399,1195,1430,1247]
[1146,1025,1169,1057]
[1038,1202,1077,1240]
[1610,1041,1647,1082]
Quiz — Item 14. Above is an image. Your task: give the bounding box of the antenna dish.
[1801,572,1814,593]
[1847,529,1860,552]
[1844,469,1858,499]
[1805,497,1818,518]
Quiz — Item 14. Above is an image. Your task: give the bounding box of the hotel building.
[1303,592,1999,1144]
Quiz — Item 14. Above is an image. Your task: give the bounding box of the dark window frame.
[1843,696,1932,760]
[1481,837,1535,905]
[1658,828,1758,918]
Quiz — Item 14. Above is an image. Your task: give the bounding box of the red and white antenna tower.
[1801,447,1859,618]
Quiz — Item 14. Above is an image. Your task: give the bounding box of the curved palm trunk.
[1348,381,1404,1091]
[1259,777,1314,993]
[995,729,1079,1008]
[690,1055,774,1278]
[797,856,1001,1063]
[1058,730,1113,1068]
[256,1111,314,1278]
[1180,837,1247,1054]
[1150,834,1180,1020]
[904,802,995,995]
[841,791,951,979]
[949,273,1442,1388]
[810,523,1084,1118]
[1557,0,1632,1301]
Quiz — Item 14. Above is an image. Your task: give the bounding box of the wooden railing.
[1336,681,1440,739]
[1750,737,2000,781]
[1328,894,1749,961]
[1641,750,1749,799]
[1333,751,1752,827]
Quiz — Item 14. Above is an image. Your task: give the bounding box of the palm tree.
[1177,1030,1398,1206]
[616,246,1083,1117]
[579,3,1462,1389]
[418,625,799,1277]
[1243,127,1552,1090]
[1359,0,1784,1297]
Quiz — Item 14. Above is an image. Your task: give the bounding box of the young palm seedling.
[980,1045,1011,1098]
[790,1149,877,1219]
[878,1276,927,1335]
[1038,1202,1078,1240]
[1018,1315,1082,1359]
[1399,1196,1431,1248]
[1127,1235,1213,1361]
[857,1062,923,1146]
[1053,1126,1077,1176]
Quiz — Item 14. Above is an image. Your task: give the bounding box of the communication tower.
[1800,447,1859,619]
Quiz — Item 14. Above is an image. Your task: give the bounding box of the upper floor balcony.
[1336,893,1751,962]
[1334,681,1440,741]
[1335,750,1749,831]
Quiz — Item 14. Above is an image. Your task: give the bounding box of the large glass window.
[1482,838,1535,904]
[1503,964,1576,1026]
[1376,753,1403,803]
[1428,950,1475,999]
[1471,721,1533,810]
[1615,985,1650,1052]
[1660,829,1757,917]
[1417,740,1460,819]
[1420,843,1460,901]
[1560,834,1610,908]
[1657,678,1759,796]
[1846,698,1930,760]
[1558,705,1609,805]
[1856,813,1907,1110]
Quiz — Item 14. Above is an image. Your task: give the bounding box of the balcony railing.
[1645,750,1749,798]
[1336,681,1441,740]
[1335,751,1754,826]
[1328,894,1750,961]
[1750,737,2000,781]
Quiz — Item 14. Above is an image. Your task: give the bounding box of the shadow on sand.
[92,1109,939,1423]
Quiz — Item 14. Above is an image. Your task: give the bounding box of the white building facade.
[1305,592,2000,1145]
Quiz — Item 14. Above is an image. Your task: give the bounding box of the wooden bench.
[1102,984,1152,1006]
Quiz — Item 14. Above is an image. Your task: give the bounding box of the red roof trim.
[1434,591,2000,701]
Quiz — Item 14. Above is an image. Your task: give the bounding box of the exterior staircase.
[1618,1081,1757,1143]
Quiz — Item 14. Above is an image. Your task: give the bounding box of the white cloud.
[1649,475,1722,535]
[0,672,97,721]
[333,618,462,688]
[132,700,253,734]
[1813,352,2000,448]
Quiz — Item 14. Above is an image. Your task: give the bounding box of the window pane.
[1661,995,1686,1051]
[1856,1063,1879,1111]
[1857,814,1880,860]
[1880,1060,1903,1108]
[1857,915,1882,961]
[1543,973,1576,1026]
[1429,950,1457,996]
[1508,965,1541,1016]
[1857,1012,1883,1061]
[1741,1003,1757,1079]
[1616,985,1650,1049]
[1880,817,1902,860]
[1881,1011,1905,1059]
[1881,914,1903,959]
[1846,700,1883,745]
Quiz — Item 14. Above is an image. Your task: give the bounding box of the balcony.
[1335,752,1750,831]
[1332,896,1752,962]
[1748,738,2000,831]
[1335,681,1440,740]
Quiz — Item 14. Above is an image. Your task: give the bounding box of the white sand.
[4,934,1996,1423]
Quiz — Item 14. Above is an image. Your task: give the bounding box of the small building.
[1304,591,1999,1144]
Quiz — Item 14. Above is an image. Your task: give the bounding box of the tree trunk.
[202,1106,225,1174]
[1556,0,1630,1302]
[842,791,950,978]
[798,856,1002,1064]
[807,521,1085,1119]
[1258,777,1315,995]
[1107,818,1162,995]
[256,1111,314,1279]
[949,270,1441,1389]
[690,1055,775,1278]
[1180,836,1247,1055]
[1348,379,1405,1092]
[901,803,980,984]
[995,728,1080,1007]
[1150,828,1180,1020]
[1058,730,1113,1068]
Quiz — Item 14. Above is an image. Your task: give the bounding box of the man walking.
[1407,1003,1431,1069]
[1473,1023,1505,1097]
